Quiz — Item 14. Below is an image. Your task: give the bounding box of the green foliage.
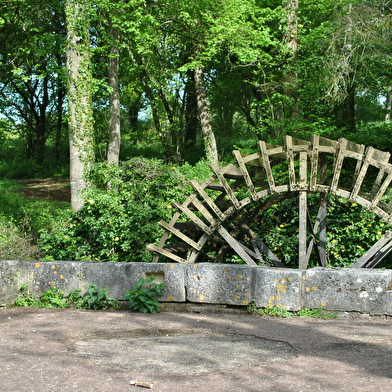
[13,284,41,307]
[246,302,337,319]
[13,283,119,310]
[39,158,191,262]
[124,275,165,313]
[39,286,68,308]
[82,283,120,310]
[296,307,338,319]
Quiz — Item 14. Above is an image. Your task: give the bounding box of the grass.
[0,179,70,260]
[246,302,338,319]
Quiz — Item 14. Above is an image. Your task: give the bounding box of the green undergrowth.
[13,276,165,313]
[246,302,338,319]
[124,275,165,313]
[13,283,120,310]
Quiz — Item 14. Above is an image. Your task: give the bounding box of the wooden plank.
[299,151,308,189]
[191,198,217,224]
[190,180,225,220]
[350,143,366,188]
[285,135,296,189]
[310,134,320,191]
[364,240,392,268]
[330,138,347,194]
[146,244,188,263]
[240,223,284,267]
[318,194,327,267]
[251,237,285,267]
[304,194,327,267]
[258,141,277,193]
[158,221,202,251]
[299,191,307,269]
[172,202,211,234]
[217,226,257,265]
[370,170,392,210]
[371,152,391,195]
[233,150,259,201]
[351,230,392,268]
[187,233,210,263]
[210,164,241,209]
[350,147,374,200]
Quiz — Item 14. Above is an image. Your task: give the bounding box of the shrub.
[13,283,119,310]
[0,214,43,260]
[124,275,165,313]
[39,158,191,262]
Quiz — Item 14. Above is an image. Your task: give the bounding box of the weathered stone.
[253,268,304,311]
[303,267,392,313]
[0,261,186,303]
[0,260,22,306]
[125,262,186,302]
[186,263,256,305]
[1,261,392,314]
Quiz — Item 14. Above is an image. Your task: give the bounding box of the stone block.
[0,260,23,305]
[253,268,304,311]
[303,267,392,313]
[125,262,186,302]
[186,263,256,305]
[0,261,186,304]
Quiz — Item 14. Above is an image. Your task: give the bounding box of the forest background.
[0,0,391,268]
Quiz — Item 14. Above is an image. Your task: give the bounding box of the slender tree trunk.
[56,85,65,164]
[385,85,391,123]
[107,27,121,165]
[65,0,95,211]
[194,66,218,165]
[283,0,299,119]
[184,70,198,146]
[36,74,49,164]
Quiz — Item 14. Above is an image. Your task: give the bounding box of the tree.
[0,0,66,162]
[65,0,95,210]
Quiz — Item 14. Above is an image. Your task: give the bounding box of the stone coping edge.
[0,261,391,314]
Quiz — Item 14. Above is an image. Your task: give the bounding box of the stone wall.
[1,260,391,314]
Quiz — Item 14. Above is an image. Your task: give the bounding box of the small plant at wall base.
[246,302,337,319]
[125,275,165,313]
[13,283,120,310]
[82,283,120,310]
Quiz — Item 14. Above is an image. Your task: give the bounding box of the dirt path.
[18,178,70,202]
[1,307,391,391]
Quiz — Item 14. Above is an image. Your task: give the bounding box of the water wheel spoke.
[305,193,327,267]
[351,230,392,268]
[217,226,257,265]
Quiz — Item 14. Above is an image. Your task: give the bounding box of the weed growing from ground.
[13,283,120,310]
[246,301,337,319]
[82,283,120,310]
[124,275,165,313]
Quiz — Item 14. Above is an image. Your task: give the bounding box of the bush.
[39,158,192,262]
[0,215,43,260]
[124,275,165,313]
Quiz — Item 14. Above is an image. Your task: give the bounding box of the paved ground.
[0,306,391,392]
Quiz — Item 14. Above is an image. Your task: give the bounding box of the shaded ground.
[18,178,70,202]
[1,306,391,391]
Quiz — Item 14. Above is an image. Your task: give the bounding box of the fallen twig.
[130,380,154,389]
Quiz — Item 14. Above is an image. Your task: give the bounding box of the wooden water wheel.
[147,135,392,268]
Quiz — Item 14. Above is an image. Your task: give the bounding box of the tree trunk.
[194,66,218,165]
[283,0,299,119]
[65,0,95,211]
[107,27,121,165]
[184,69,198,146]
[385,85,391,123]
[56,85,65,164]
